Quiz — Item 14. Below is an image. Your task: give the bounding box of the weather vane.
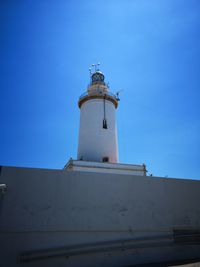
[91,62,100,72]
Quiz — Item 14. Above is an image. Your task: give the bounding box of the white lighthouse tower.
[65,64,146,176]
[77,64,119,163]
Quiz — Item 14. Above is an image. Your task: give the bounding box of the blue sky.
[1,0,200,179]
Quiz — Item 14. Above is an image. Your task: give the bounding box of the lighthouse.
[77,64,119,163]
[65,64,146,176]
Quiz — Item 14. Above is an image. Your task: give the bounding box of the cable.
[103,95,107,129]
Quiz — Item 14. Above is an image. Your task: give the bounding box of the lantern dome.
[91,71,105,85]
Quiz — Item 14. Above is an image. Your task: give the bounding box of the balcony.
[78,91,119,108]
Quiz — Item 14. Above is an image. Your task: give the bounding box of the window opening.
[103,157,109,162]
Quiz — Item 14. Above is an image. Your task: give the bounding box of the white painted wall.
[77,99,118,163]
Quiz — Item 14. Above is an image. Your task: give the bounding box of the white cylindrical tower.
[77,68,119,163]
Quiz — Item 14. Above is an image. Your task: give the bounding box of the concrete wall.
[0,166,200,266]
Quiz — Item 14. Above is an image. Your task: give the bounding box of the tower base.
[64,159,147,176]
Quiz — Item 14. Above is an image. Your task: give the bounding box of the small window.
[102,157,109,163]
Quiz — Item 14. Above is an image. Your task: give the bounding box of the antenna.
[89,68,92,83]
[91,62,100,72]
[115,89,123,101]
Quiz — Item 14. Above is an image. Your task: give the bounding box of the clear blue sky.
[1,0,200,179]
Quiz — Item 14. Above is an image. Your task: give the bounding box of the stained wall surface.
[0,166,200,267]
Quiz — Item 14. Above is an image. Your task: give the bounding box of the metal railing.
[79,91,119,101]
